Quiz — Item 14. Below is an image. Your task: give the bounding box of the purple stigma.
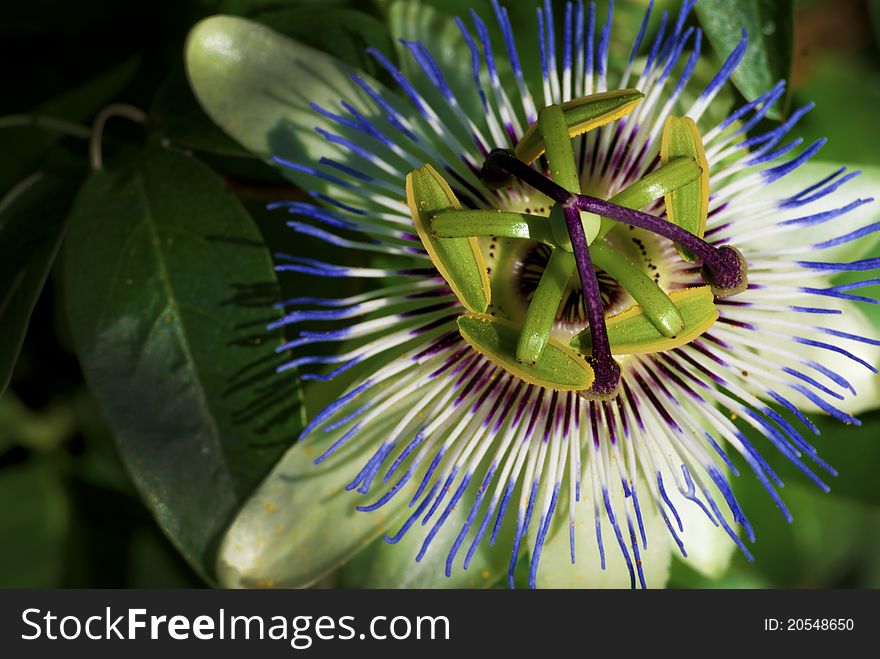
[572,195,748,297]
[562,204,621,399]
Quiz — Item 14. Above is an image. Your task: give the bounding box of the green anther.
[589,239,685,337]
[516,89,644,164]
[570,286,718,355]
[594,156,703,241]
[516,249,577,364]
[431,209,555,246]
[458,313,595,391]
[660,116,710,262]
[406,164,490,313]
[537,105,601,247]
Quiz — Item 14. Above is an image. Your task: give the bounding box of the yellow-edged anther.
[406,164,491,313]
[570,286,718,355]
[458,313,595,391]
[660,115,710,262]
[515,89,644,164]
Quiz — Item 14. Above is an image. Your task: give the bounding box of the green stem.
[516,249,576,364]
[0,114,91,139]
[89,103,146,170]
[0,172,44,216]
[589,239,684,338]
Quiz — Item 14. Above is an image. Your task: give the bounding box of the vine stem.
[0,114,91,139]
[89,103,147,170]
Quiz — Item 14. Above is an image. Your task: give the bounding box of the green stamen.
[661,116,710,262]
[516,248,577,364]
[571,286,718,355]
[405,164,491,313]
[458,313,595,391]
[589,239,685,337]
[537,104,601,247]
[431,209,555,245]
[595,156,703,241]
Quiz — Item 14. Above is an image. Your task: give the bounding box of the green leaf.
[870,1,880,50]
[0,173,79,396]
[0,460,69,588]
[126,525,205,588]
[733,478,877,587]
[150,67,254,158]
[695,0,793,120]
[745,411,880,507]
[0,392,77,454]
[70,389,137,496]
[63,147,302,581]
[788,55,880,169]
[197,0,366,17]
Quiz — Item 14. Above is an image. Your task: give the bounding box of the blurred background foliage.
[0,0,878,589]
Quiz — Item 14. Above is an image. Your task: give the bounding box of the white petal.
[756,302,880,416]
[745,160,880,263]
[532,481,672,589]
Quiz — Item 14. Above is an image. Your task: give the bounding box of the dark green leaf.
[126,526,206,588]
[150,68,253,158]
[0,459,68,588]
[733,479,878,587]
[789,55,880,168]
[695,0,793,120]
[869,0,880,49]
[0,173,79,396]
[63,147,303,580]
[196,0,367,17]
[0,392,77,454]
[70,389,136,496]
[736,411,880,507]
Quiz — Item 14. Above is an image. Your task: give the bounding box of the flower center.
[485,232,652,331]
[518,242,624,324]
[405,91,749,400]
